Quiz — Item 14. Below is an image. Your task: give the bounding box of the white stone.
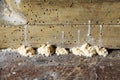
[56,47,69,55]
[71,47,83,56]
[37,44,55,57]
[17,45,35,57]
[94,46,108,57]
[80,43,97,57]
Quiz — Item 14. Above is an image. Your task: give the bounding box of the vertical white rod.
[99,25,103,47]
[87,20,91,36]
[77,30,80,45]
[86,20,92,44]
[100,25,102,35]
[61,31,64,44]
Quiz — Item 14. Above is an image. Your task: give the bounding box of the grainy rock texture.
[0,49,120,80]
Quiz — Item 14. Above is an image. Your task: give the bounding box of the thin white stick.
[100,25,103,35]
[87,20,91,36]
[86,20,92,44]
[61,31,64,44]
[99,25,103,47]
[77,30,80,45]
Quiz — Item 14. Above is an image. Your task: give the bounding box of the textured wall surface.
[0,50,120,80]
[0,0,120,48]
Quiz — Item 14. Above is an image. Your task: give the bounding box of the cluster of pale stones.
[0,43,108,57]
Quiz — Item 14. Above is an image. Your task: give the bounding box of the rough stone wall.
[0,0,120,48]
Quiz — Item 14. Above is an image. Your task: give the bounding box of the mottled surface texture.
[0,50,120,80]
[0,0,120,48]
